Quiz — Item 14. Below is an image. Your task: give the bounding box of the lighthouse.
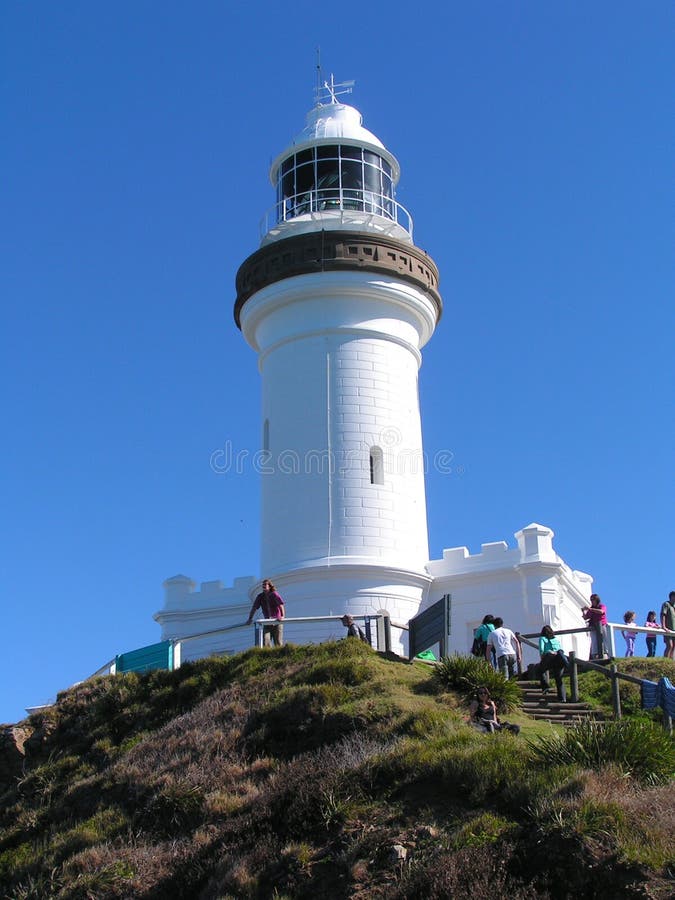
[232,79,442,642]
[154,81,594,667]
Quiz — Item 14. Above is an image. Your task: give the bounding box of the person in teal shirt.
[537,625,568,702]
[472,615,496,667]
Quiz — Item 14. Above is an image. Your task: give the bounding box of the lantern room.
[261,89,413,244]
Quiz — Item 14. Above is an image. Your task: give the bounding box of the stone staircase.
[517,679,605,726]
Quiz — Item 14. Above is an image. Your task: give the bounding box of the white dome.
[296,103,385,147]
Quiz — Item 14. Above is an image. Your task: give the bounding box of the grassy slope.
[0,643,673,899]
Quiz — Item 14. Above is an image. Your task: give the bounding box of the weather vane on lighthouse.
[315,72,355,106]
[314,51,354,106]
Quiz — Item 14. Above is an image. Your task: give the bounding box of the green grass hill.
[1,642,673,899]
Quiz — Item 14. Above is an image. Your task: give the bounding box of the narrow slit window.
[370,446,384,485]
[263,419,270,453]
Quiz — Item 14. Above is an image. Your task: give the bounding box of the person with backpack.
[471,615,495,666]
[341,614,368,643]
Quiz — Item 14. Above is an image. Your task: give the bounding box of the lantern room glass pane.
[316,159,340,189]
[295,163,315,195]
[281,169,295,199]
[363,163,382,194]
[317,144,338,159]
[341,160,363,190]
[340,145,362,159]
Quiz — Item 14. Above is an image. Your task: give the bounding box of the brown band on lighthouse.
[234,231,442,328]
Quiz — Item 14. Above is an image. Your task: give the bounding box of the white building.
[154,83,593,665]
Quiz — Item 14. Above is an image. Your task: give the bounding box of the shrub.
[434,654,522,711]
[528,718,675,785]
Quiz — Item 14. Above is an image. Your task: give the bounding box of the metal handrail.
[521,622,675,661]
[259,190,413,238]
[517,629,672,728]
[251,613,392,653]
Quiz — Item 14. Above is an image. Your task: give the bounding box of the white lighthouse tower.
[233,79,442,641]
[154,81,595,666]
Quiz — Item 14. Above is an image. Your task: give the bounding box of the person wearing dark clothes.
[468,687,520,735]
[341,614,367,642]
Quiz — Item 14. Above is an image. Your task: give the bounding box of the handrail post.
[515,633,523,676]
[607,624,616,659]
[383,613,392,653]
[569,651,579,702]
[610,663,622,719]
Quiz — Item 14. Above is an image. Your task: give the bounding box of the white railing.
[169,613,395,668]
[603,622,674,659]
[259,190,413,239]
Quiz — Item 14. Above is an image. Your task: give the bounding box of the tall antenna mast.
[315,47,322,104]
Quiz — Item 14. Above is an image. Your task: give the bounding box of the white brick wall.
[241,271,437,577]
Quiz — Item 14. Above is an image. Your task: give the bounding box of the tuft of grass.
[451,812,517,849]
[369,729,532,810]
[528,718,675,785]
[433,653,522,710]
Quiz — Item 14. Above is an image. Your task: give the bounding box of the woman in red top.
[582,593,607,660]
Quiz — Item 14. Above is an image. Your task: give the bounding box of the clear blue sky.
[2,2,673,724]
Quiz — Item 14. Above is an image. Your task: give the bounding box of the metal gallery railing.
[260,190,413,238]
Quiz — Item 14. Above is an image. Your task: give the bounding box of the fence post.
[383,614,392,653]
[607,625,616,659]
[569,652,579,702]
[663,708,673,735]
[610,664,622,719]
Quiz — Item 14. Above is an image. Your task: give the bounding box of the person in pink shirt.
[644,610,659,658]
[582,593,607,660]
[246,578,285,647]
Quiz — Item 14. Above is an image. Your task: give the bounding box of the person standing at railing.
[246,579,285,647]
[661,591,675,660]
[582,593,607,659]
[341,614,368,643]
[621,611,638,657]
[644,611,659,658]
